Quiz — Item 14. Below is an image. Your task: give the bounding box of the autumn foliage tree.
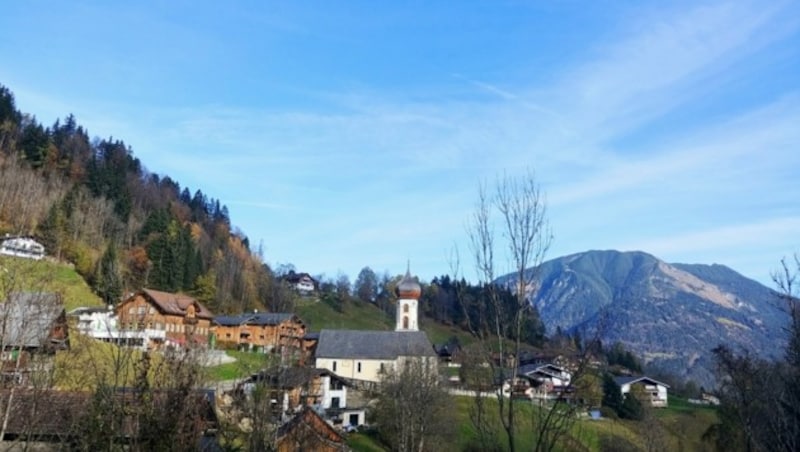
[0,82,279,314]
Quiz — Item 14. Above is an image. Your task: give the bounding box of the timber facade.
[212,313,306,353]
[116,288,213,347]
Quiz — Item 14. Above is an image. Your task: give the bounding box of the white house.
[314,269,437,384]
[614,376,669,408]
[68,306,165,350]
[283,271,317,294]
[520,363,572,387]
[502,363,574,400]
[240,367,367,428]
[0,236,45,260]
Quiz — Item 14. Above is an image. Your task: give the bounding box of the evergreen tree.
[96,243,123,305]
[601,373,624,415]
[619,390,644,420]
[38,201,67,259]
[19,119,50,168]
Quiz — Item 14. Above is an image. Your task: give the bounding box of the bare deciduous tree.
[372,358,455,452]
[460,171,552,452]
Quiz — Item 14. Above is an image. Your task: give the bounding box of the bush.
[599,406,619,420]
[619,394,644,420]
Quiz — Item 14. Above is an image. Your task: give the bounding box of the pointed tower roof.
[395,266,421,300]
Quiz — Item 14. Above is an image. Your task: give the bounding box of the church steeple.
[395,267,420,332]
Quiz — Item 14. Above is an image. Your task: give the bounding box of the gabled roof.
[135,288,214,320]
[68,306,111,316]
[614,375,670,388]
[283,271,317,284]
[519,363,570,378]
[212,312,299,327]
[315,329,436,360]
[276,407,346,450]
[1,292,64,348]
[434,339,462,357]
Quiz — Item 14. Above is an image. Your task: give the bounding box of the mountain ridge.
[499,249,789,386]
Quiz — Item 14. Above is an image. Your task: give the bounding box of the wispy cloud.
[2,0,798,284]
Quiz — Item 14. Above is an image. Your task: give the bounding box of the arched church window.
[403,304,409,313]
[403,316,409,329]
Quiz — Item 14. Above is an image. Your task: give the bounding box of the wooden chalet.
[116,289,213,347]
[212,312,306,353]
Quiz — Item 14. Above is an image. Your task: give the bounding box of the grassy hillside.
[0,255,103,310]
[348,395,717,451]
[295,298,476,348]
[295,299,394,332]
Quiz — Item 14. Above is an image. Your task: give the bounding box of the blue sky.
[1,1,798,285]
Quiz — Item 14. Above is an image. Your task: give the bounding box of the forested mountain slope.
[0,83,283,314]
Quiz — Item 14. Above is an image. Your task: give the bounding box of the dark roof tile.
[315,329,436,360]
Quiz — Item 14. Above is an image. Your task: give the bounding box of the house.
[68,306,165,350]
[515,363,573,399]
[116,289,213,347]
[614,376,669,407]
[434,338,463,367]
[519,363,571,387]
[239,366,366,428]
[276,407,347,452]
[0,235,45,260]
[283,271,317,294]
[212,312,306,354]
[314,269,437,385]
[1,292,68,384]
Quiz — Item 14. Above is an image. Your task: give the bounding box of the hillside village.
[0,82,797,451]
[0,236,699,451]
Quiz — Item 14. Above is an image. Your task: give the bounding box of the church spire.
[395,266,420,332]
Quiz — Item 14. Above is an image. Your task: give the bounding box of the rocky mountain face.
[498,250,790,386]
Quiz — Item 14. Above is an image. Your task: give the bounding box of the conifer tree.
[96,243,123,305]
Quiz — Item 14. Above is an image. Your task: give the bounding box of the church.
[314,269,437,384]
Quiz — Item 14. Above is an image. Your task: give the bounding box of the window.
[403,304,409,313]
[137,306,145,315]
[357,362,362,373]
[149,307,155,314]
[331,397,340,409]
[128,307,134,314]
[332,361,337,372]
[403,316,409,329]
[380,363,385,373]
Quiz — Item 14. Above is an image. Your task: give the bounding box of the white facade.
[0,237,45,260]
[395,297,418,331]
[320,374,347,409]
[528,364,571,387]
[316,357,394,383]
[620,378,669,408]
[72,307,165,350]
